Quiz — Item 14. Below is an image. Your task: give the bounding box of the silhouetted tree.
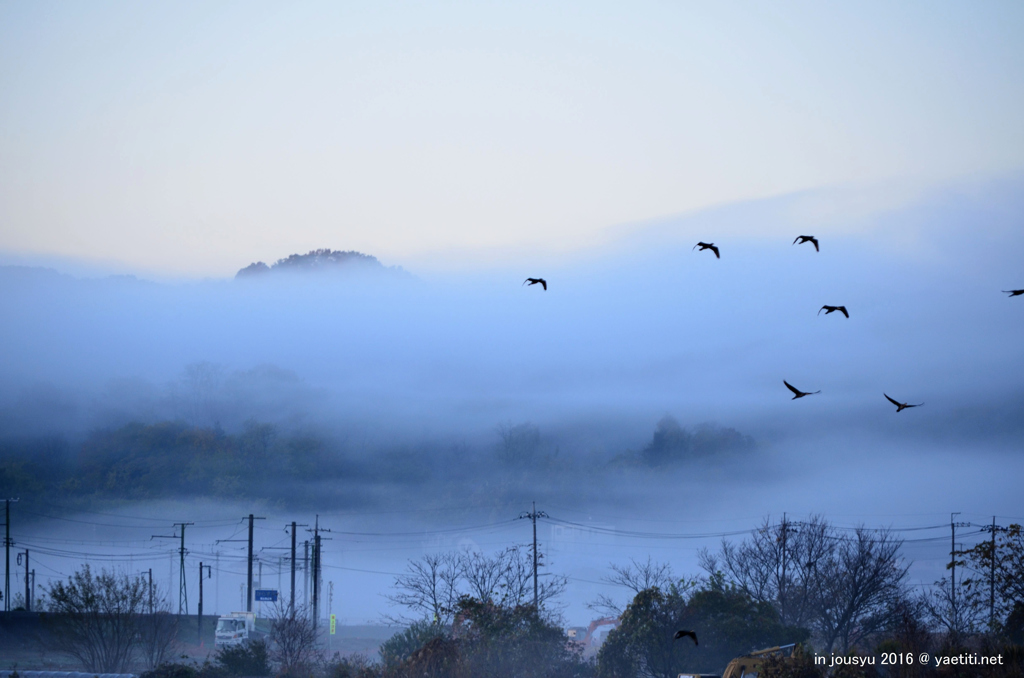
[959,523,1024,632]
[702,517,910,653]
[927,575,984,645]
[598,577,798,678]
[269,604,318,675]
[589,557,683,618]
[387,553,461,624]
[453,596,588,678]
[387,546,566,624]
[379,620,448,670]
[811,527,909,652]
[137,589,180,670]
[43,565,158,672]
[699,515,830,629]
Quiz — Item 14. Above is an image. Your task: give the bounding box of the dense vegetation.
[235,249,406,279]
[38,524,1024,678]
[0,416,753,512]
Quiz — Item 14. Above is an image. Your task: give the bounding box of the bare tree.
[387,547,567,624]
[699,515,830,629]
[701,516,911,652]
[269,603,319,675]
[459,546,566,609]
[458,549,510,605]
[43,565,150,673]
[137,588,179,670]
[812,527,910,652]
[927,576,985,644]
[589,557,678,617]
[386,552,461,624]
[492,545,567,608]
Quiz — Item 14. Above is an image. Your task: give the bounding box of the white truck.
[215,611,257,647]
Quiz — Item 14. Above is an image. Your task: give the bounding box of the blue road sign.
[255,589,278,602]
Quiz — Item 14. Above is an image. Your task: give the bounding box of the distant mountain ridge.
[236,248,408,279]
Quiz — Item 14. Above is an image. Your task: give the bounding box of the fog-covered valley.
[2,177,1022,625]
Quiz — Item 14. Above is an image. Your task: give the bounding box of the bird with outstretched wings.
[523,278,547,290]
[884,394,923,412]
[693,242,720,259]
[1003,289,1023,297]
[793,235,819,252]
[818,305,849,318]
[784,380,820,400]
[674,629,698,645]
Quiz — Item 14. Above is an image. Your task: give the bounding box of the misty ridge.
[0,405,752,515]
[235,248,413,280]
[1,174,1023,522]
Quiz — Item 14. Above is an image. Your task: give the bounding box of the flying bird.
[523,278,547,290]
[674,630,698,645]
[1003,289,1024,297]
[693,242,720,259]
[884,394,923,412]
[784,380,820,400]
[793,235,819,252]
[818,305,849,318]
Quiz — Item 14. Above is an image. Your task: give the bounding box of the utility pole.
[781,513,787,623]
[246,515,265,612]
[303,540,309,615]
[312,520,320,628]
[152,522,194,616]
[291,523,298,615]
[198,562,211,645]
[778,513,798,625]
[4,498,19,612]
[18,550,29,611]
[288,522,307,616]
[215,519,263,613]
[313,533,320,627]
[30,570,34,611]
[307,516,331,628]
[518,502,548,610]
[949,513,970,611]
[148,569,154,614]
[220,515,267,613]
[980,516,1007,628]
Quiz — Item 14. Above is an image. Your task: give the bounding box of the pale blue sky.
[2,1,1023,275]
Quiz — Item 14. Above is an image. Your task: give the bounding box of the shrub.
[213,638,272,676]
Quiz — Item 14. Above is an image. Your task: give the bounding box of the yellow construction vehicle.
[678,643,797,678]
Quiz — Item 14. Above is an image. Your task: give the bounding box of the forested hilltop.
[235,248,410,279]
[0,417,752,514]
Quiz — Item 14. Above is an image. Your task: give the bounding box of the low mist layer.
[1,176,1022,622]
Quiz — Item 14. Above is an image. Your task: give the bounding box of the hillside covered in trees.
[0,416,753,513]
[235,249,410,279]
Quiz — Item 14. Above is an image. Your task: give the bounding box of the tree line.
[30,514,1023,677]
[0,417,753,512]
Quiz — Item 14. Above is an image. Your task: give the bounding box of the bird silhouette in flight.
[884,394,923,412]
[818,305,849,318]
[523,278,547,290]
[784,380,820,399]
[1003,289,1024,297]
[674,630,698,645]
[793,235,819,252]
[693,242,720,259]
